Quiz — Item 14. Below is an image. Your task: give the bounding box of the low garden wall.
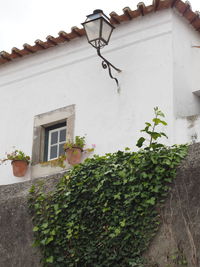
[0,172,65,267]
[145,143,200,266]
[0,144,200,266]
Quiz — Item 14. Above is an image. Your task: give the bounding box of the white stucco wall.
[175,114,200,144]
[0,8,199,185]
[172,10,200,117]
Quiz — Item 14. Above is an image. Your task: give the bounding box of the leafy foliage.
[64,136,86,150]
[41,137,95,168]
[0,149,30,164]
[136,107,168,150]
[40,154,66,168]
[41,136,87,168]
[29,108,188,266]
[29,145,187,267]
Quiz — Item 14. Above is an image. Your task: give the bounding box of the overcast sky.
[1,0,200,52]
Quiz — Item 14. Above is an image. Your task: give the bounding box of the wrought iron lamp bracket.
[97,48,122,91]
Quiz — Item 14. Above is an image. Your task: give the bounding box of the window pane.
[59,143,65,156]
[50,145,57,159]
[51,131,58,145]
[59,129,66,142]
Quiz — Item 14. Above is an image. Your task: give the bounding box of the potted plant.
[63,136,85,165]
[1,150,30,177]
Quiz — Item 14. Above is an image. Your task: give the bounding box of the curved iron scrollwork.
[97,48,122,90]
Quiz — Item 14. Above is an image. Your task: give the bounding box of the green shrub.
[29,144,187,267]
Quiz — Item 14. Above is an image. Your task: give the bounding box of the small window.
[44,122,67,161]
[32,105,75,166]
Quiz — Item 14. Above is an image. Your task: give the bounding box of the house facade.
[1,0,200,185]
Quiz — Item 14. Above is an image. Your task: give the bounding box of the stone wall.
[0,144,200,267]
[0,172,66,267]
[146,143,200,267]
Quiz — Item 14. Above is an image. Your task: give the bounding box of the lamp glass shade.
[101,20,113,44]
[82,10,114,49]
[84,19,101,44]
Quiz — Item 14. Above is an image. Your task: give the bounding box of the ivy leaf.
[118,170,126,178]
[46,256,54,263]
[42,222,48,229]
[33,226,39,232]
[146,197,156,205]
[152,186,159,193]
[136,137,145,148]
[46,236,54,244]
[120,219,126,227]
[54,204,59,211]
[115,228,121,235]
[114,193,121,200]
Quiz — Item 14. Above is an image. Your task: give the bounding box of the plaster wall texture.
[170,11,200,145]
[172,10,200,118]
[175,114,200,144]
[0,9,199,185]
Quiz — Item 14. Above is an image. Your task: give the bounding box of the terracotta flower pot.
[65,147,83,166]
[11,160,29,177]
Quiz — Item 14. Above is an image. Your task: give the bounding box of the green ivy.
[29,144,187,267]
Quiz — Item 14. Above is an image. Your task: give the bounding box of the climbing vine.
[29,108,188,267]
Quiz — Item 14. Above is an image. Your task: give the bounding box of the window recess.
[32,105,75,165]
[44,122,67,161]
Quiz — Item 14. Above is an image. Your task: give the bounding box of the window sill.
[31,162,71,179]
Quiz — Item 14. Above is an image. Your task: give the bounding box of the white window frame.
[47,126,67,161]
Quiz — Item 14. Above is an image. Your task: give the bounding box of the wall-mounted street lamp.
[82,9,122,89]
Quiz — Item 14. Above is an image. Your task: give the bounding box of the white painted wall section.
[172,10,200,117]
[0,9,200,185]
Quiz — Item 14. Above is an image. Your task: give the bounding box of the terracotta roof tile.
[137,2,147,16]
[23,43,39,53]
[0,51,12,61]
[11,47,24,57]
[1,0,200,66]
[58,31,71,41]
[122,7,134,20]
[46,35,59,46]
[71,26,84,37]
[110,12,122,24]
[35,39,49,49]
[171,0,179,8]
